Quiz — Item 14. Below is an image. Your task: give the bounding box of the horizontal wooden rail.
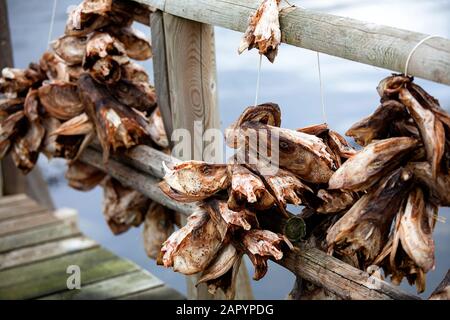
[79,145,419,300]
[138,0,450,86]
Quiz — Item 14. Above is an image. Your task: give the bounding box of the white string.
[47,0,58,49]
[316,52,327,123]
[404,35,440,76]
[254,53,263,107]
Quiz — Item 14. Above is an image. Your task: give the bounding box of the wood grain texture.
[40,270,163,300]
[0,247,138,299]
[0,236,98,270]
[80,145,418,300]
[117,285,185,300]
[138,0,450,85]
[0,217,80,253]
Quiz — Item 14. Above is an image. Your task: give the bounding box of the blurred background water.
[6,0,450,299]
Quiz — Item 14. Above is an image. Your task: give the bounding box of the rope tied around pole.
[404,35,441,76]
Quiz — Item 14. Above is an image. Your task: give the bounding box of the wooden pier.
[0,194,184,300]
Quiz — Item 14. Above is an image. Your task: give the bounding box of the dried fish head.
[327,167,413,267]
[399,87,445,179]
[238,0,281,62]
[203,198,258,231]
[0,111,26,159]
[228,164,275,211]
[65,160,106,191]
[148,107,168,148]
[50,113,93,137]
[399,188,435,272]
[121,61,149,83]
[240,229,292,280]
[0,67,44,96]
[315,189,356,214]
[106,26,152,60]
[11,120,45,174]
[297,123,329,136]
[39,52,70,82]
[0,97,24,117]
[260,167,313,207]
[38,81,84,120]
[328,137,418,191]
[101,176,148,235]
[376,74,411,98]
[238,122,335,184]
[160,209,227,275]
[142,202,175,260]
[161,160,230,202]
[407,162,450,206]
[226,103,281,148]
[197,244,242,299]
[107,79,157,113]
[346,100,408,146]
[77,73,152,161]
[83,32,129,84]
[65,0,113,36]
[52,35,89,66]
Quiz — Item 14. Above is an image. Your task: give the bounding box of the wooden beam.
[137,0,450,86]
[79,146,419,300]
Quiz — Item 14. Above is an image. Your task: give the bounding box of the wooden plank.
[0,236,98,270]
[0,194,29,206]
[0,201,46,221]
[0,216,80,253]
[0,247,139,299]
[150,11,174,141]
[0,208,71,236]
[40,270,163,300]
[137,0,450,86]
[118,285,185,300]
[81,145,419,300]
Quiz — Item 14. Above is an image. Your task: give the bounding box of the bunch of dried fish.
[0,0,164,174]
[326,74,450,293]
[159,103,360,298]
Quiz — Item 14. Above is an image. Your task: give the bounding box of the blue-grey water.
[6,0,450,299]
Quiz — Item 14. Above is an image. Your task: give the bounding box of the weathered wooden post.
[151,10,253,300]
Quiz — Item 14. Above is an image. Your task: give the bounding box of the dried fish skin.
[161,160,230,201]
[65,160,106,191]
[315,189,356,214]
[38,81,84,120]
[327,168,413,267]
[261,167,313,207]
[65,0,113,36]
[50,113,93,137]
[160,209,226,275]
[203,198,258,231]
[83,32,129,84]
[105,26,152,60]
[376,74,411,98]
[399,87,444,179]
[52,35,89,66]
[326,130,357,159]
[23,89,40,123]
[346,100,408,146]
[238,0,281,63]
[228,164,275,211]
[77,74,152,161]
[101,176,148,235]
[0,67,44,97]
[142,202,175,260]
[225,103,281,149]
[238,122,335,184]
[398,188,435,272]
[106,79,157,113]
[328,137,418,192]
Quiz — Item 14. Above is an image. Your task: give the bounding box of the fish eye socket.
[200,166,212,175]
